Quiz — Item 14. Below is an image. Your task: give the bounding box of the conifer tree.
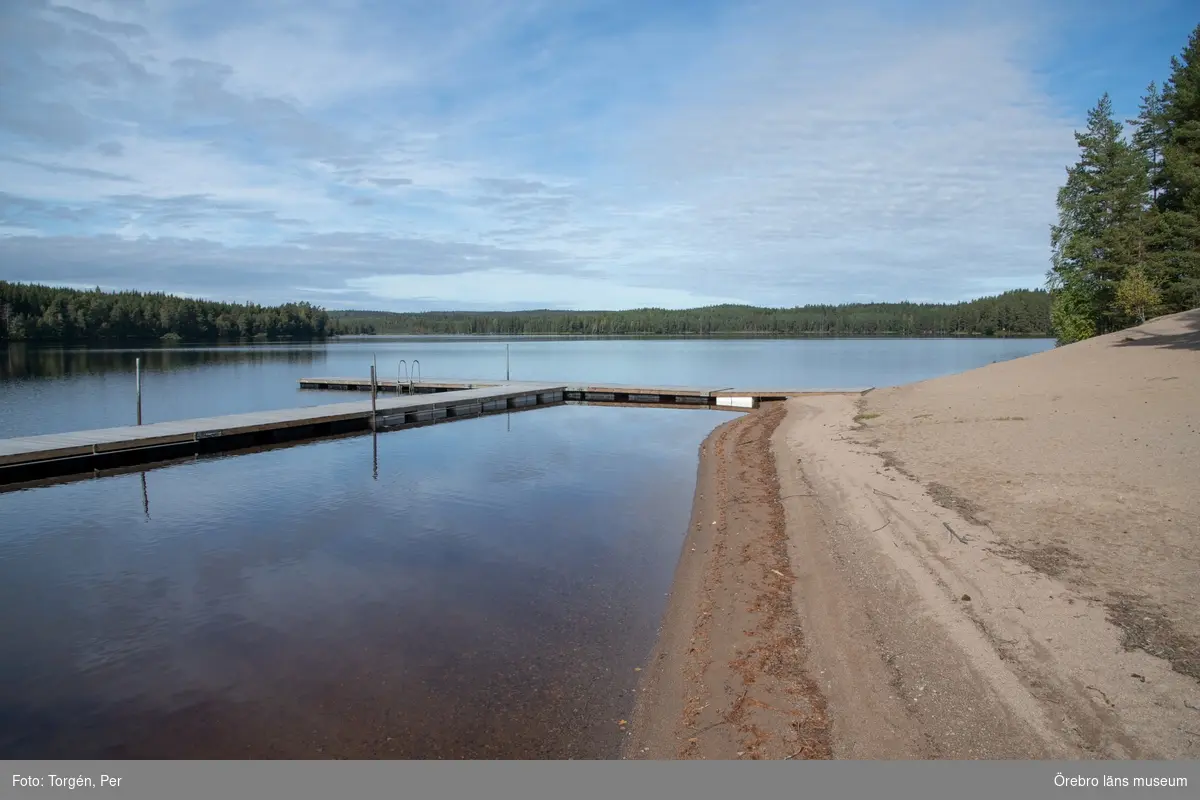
[1129,82,1168,202]
[1156,24,1200,311]
[1049,94,1148,341]
[1047,25,1200,342]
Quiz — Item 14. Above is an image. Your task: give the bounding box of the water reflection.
[1,342,322,380]
[0,405,730,759]
[1,337,1055,439]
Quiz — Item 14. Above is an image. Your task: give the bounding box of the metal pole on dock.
[369,365,378,430]
[135,357,142,425]
[506,344,510,381]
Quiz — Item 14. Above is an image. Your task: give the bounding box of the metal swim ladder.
[396,359,422,395]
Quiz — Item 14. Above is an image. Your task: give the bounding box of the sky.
[0,0,1195,311]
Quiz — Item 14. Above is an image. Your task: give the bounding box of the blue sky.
[0,0,1195,311]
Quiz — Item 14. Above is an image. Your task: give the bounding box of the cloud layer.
[0,0,1186,309]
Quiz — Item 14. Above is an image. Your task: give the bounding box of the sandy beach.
[629,308,1199,759]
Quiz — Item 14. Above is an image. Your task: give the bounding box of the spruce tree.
[1129,82,1168,201]
[1049,162,1100,343]
[1157,23,1200,311]
[1048,94,1149,341]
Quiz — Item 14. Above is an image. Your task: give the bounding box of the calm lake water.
[0,337,1054,759]
[0,336,1053,439]
[0,404,727,758]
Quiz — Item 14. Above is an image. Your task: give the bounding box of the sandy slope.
[778,309,1200,758]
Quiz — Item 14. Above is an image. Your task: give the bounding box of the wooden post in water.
[506,344,510,381]
[369,365,378,431]
[135,357,143,425]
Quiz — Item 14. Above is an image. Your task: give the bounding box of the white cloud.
[350,270,746,311]
[0,0,1104,309]
[151,8,415,108]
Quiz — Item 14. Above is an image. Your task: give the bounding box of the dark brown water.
[0,404,730,759]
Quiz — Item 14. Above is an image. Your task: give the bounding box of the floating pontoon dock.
[0,378,871,484]
[298,377,871,409]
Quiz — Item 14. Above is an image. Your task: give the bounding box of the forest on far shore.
[1,281,331,342]
[329,290,1051,337]
[1,281,1051,342]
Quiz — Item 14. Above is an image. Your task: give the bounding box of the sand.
[625,403,830,759]
[629,308,1199,759]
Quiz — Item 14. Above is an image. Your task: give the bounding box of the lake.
[0,336,1053,439]
[0,337,1054,758]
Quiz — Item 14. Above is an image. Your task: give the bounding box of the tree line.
[2,281,1050,343]
[331,290,1052,337]
[1049,24,1200,344]
[0,281,332,342]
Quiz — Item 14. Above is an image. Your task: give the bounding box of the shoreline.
[629,309,1199,759]
[625,402,830,760]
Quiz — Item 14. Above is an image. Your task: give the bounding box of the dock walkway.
[0,382,565,484]
[0,378,871,484]
[300,377,871,408]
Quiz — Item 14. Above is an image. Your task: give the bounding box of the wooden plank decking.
[299,377,873,400]
[1,376,870,484]
[0,382,566,482]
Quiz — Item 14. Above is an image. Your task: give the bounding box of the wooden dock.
[0,377,871,485]
[300,377,872,409]
[0,382,566,484]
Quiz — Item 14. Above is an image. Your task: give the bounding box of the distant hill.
[329,290,1053,337]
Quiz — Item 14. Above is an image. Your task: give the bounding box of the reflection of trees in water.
[1,343,324,380]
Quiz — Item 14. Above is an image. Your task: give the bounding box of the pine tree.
[1048,94,1149,342]
[1156,23,1200,312]
[1130,82,1168,201]
[1049,162,1100,344]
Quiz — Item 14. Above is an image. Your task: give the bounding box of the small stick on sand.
[944,521,969,544]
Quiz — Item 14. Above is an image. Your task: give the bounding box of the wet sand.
[630,309,1199,759]
[625,403,831,759]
